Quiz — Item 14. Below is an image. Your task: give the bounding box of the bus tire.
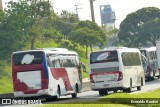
[158,70,160,78]
[55,86,61,100]
[153,70,155,77]
[72,84,78,98]
[158,72,160,78]
[122,89,127,93]
[127,79,132,93]
[113,89,117,93]
[137,77,143,91]
[99,90,108,96]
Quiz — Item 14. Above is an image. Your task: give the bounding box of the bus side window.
[47,55,52,67]
[55,59,61,67]
[121,52,128,66]
[63,59,68,67]
[52,60,56,67]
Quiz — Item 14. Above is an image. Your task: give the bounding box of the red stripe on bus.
[50,68,73,91]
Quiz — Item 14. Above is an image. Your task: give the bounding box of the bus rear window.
[13,51,43,66]
[90,51,118,64]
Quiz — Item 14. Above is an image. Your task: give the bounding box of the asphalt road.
[45,77,160,104]
[1,77,160,107]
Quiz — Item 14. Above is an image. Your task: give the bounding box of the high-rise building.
[100,4,116,26]
[0,0,2,10]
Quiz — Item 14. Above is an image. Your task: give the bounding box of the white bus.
[88,47,145,96]
[11,48,82,100]
[140,47,160,80]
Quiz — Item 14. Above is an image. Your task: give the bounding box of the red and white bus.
[11,48,82,100]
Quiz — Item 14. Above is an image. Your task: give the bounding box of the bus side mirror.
[79,64,81,69]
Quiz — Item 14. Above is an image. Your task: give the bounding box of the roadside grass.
[98,89,160,107]
[0,60,13,94]
[72,89,160,107]
[37,104,133,107]
[0,76,13,94]
[37,89,160,107]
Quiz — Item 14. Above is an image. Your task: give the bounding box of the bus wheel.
[122,89,127,93]
[55,86,61,100]
[158,71,160,78]
[127,79,132,93]
[137,78,143,91]
[72,84,78,98]
[113,89,117,93]
[99,90,108,96]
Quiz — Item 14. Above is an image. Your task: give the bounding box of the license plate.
[28,87,34,90]
[103,84,109,87]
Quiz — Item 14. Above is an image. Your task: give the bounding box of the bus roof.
[12,48,78,55]
[103,47,128,50]
[91,47,140,53]
[139,47,156,51]
[37,48,68,51]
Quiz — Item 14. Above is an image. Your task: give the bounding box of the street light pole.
[90,0,95,22]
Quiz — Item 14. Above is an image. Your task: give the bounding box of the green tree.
[138,19,160,46]
[53,10,79,39]
[70,20,107,58]
[0,1,31,60]
[0,0,60,59]
[27,0,55,49]
[70,28,100,58]
[73,20,107,51]
[118,7,160,47]
[101,25,119,47]
[43,27,63,43]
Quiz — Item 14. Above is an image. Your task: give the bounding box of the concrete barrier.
[82,78,91,92]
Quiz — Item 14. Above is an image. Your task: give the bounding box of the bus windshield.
[13,51,43,66]
[90,51,118,64]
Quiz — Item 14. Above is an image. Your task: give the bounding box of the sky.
[3,0,160,28]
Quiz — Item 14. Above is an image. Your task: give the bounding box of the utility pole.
[74,4,82,19]
[0,0,2,10]
[90,0,95,22]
